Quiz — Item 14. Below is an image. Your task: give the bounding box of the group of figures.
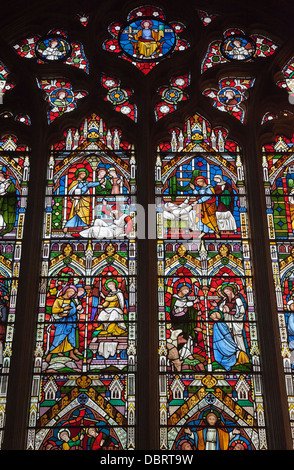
[42,273,129,373]
[166,277,250,373]
[52,163,133,239]
[42,417,120,450]
[161,171,237,238]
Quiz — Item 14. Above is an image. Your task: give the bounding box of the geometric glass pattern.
[156,113,268,450]
[155,74,190,121]
[102,74,137,122]
[26,114,137,450]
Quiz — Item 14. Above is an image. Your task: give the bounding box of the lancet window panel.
[262,133,294,446]
[156,113,267,450]
[0,135,30,448]
[26,114,137,450]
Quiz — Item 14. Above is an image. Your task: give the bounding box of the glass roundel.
[220,34,256,62]
[161,87,183,104]
[118,18,176,62]
[35,35,72,62]
[217,86,243,108]
[48,87,75,108]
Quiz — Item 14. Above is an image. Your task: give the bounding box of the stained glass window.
[102,74,137,122]
[1,0,294,452]
[26,114,137,450]
[0,135,30,447]
[156,113,267,450]
[155,75,190,121]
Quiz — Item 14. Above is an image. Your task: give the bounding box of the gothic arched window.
[0,0,294,451]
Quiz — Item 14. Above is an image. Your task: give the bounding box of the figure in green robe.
[95,168,112,195]
[0,170,17,236]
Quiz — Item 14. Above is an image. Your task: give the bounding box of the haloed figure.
[46,285,80,363]
[63,168,101,233]
[184,411,239,450]
[189,176,220,238]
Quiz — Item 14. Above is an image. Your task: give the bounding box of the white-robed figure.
[225,39,254,60]
[80,199,132,239]
[213,174,237,233]
[91,278,128,359]
[162,197,201,233]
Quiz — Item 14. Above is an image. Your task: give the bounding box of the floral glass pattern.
[102,74,137,122]
[37,79,87,124]
[155,74,190,121]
